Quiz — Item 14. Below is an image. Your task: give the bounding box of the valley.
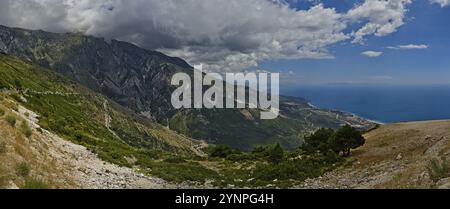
[1,25,447,189]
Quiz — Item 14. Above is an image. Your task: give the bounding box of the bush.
[149,161,218,183]
[22,177,49,189]
[16,162,31,177]
[428,159,450,182]
[5,115,16,127]
[10,93,24,103]
[0,141,6,154]
[163,157,187,164]
[0,108,5,116]
[20,121,33,138]
[209,144,240,158]
[268,143,284,164]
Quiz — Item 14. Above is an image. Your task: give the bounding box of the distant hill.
[0,25,375,150]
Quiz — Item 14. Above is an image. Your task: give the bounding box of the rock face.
[0,25,375,149]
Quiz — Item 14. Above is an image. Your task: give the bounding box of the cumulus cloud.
[362,51,383,57]
[346,0,412,44]
[0,0,414,72]
[430,0,450,7]
[387,44,429,49]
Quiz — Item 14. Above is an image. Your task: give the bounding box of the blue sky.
[262,0,450,86]
[0,0,449,87]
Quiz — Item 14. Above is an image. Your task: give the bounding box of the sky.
[0,0,449,86]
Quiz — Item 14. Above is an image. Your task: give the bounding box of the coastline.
[306,102,386,125]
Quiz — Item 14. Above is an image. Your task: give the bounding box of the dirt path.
[16,105,181,189]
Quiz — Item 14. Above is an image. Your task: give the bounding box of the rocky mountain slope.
[298,120,450,189]
[0,54,219,188]
[0,25,374,150]
[0,103,179,189]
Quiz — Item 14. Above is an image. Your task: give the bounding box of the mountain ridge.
[0,25,375,150]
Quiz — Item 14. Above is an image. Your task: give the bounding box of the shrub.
[0,141,6,154]
[0,108,5,116]
[20,121,33,138]
[428,158,450,182]
[10,93,24,103]
[22,177,49,189]
[149,161,218,183]
[163,157,187,164]
[209,144,239,158]
[0,175,8,188]
[16,162,31,177]
[268,143,284,164]
[5,115,16,127]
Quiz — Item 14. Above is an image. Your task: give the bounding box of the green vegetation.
[304,125,365,157]
[142,161,218,183]
[0,54,212,184]
[20,121,33,138]
[206,126,365,188]
[208,144,241,158]
[0,108,5,116]
[0,54,369,188]
[331,125,366,156]
[16,162,31,177]
[22,177,49,189]
[268,143,284,164]
[428,158,450,182]
[5,114,16,127]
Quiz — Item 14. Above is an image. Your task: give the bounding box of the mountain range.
[0,25,374,150]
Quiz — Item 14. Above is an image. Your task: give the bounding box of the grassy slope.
[0,54,222,185]
[301,120,450,189]
[0,54,348,188]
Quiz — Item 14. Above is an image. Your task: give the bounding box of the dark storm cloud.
[0,0,412,72]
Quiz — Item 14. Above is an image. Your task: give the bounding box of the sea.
[282,84,450,124]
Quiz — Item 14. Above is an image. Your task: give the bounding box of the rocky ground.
[1,103,183,189]
[296,120,450,189]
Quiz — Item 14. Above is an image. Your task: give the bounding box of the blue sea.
[283,85,450,124]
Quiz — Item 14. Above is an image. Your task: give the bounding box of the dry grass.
[312,120,450,189]
[0,101,79,189]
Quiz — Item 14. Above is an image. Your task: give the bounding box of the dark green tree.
[303,128,335,153]
[209,144,236,158]
[330,125,365,156]
[268,143,284,164]
[14,79,22,89]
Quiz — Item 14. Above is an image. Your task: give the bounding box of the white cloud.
[0,0,417,72]
[362,51,383,57]
[430,0,450,7]
[0,0,351,72]
[387,44,429,49]
[346,0,412,43]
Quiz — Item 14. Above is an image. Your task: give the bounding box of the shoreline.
[306,102,386,125]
